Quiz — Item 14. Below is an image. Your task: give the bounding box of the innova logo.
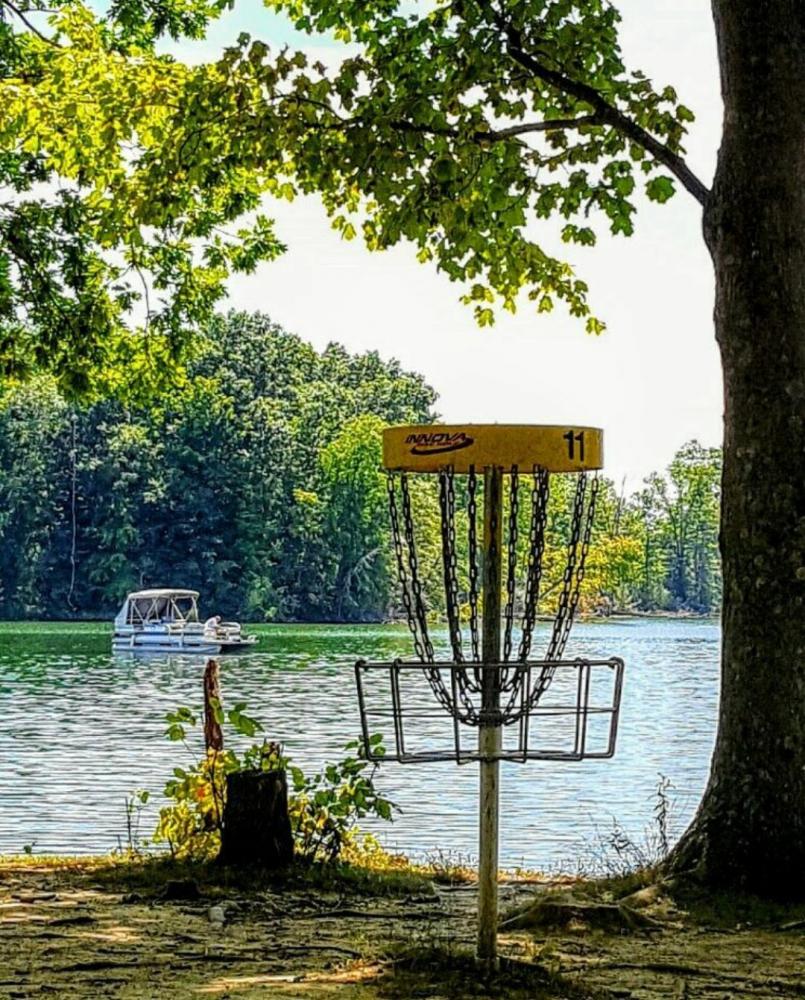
[406,431,475,456]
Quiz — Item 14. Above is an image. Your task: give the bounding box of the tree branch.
[489,114,605,139]
[388,112,606,143]
[489,12,710,207]
[0,0,59,46]
[274,94,603,144]
[278,36,709,205]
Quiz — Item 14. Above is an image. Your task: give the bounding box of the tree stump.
[217,770,294,868]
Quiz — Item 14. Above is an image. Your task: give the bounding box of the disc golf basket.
[354,425,624,969]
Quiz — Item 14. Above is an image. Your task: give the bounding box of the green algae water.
[0,619,718,868]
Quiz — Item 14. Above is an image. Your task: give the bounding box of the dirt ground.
[1,858,804,999]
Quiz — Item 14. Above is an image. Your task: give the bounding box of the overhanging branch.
[189,92,607,149]
[481,7,710,208]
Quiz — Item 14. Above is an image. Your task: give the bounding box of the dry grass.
[2,856,804,999]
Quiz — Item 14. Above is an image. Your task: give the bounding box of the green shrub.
[153,703,396,864]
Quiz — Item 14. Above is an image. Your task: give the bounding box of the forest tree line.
[0,312,721,622]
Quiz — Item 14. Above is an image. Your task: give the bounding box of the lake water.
[0,619,719,870]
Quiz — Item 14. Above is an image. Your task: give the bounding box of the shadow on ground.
[1,858,804,998]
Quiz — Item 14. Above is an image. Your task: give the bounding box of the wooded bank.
[0,312,721,623]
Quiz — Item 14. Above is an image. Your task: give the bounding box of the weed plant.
[139,700,397,865]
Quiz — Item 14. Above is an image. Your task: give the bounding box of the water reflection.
[0,619,719,868]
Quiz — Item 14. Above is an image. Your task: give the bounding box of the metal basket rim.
[355,656,624,668]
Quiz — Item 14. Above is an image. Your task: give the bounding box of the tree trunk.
[670,1,805,897]
[217,770,294,868]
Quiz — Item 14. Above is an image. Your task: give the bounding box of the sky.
[170,1,723,489]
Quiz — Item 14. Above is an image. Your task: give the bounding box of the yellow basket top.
[383,424,603,473]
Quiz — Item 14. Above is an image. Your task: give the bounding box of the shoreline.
[0,611,719,627]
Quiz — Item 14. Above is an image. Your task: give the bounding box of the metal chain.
[522,473,600,711]
[399,472,435,663]
[545,471,588,661]
[498,475,603,721]
[433,662,545,727]
[467,466,480,664]
[552,473,600,660]
[503,466,519,664]
[518,466,550,662]
[387,464,600,728]
[481,469,504,711]
[398,473,470,718]
[387,473,428,663]
[439,466,464,663]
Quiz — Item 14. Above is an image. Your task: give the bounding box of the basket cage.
[355,658,624,764]
[354,427,625,767]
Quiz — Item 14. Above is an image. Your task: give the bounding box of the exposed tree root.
[500,896,663,933]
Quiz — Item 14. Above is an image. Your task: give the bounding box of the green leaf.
[646,176,676,204]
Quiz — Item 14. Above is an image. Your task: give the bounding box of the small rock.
[208,904,226,925]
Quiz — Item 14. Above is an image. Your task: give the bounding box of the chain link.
[399,472,435,663]
[478,470,502,714]
[552,473,599,660]
[545,471,588,661]
[518,473,600,713]
[393,471,469,718]
[387,464,599,727]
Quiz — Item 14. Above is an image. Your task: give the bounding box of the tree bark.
[670,0,805,897]
[217,770,294,868]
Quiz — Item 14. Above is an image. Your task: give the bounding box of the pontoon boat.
[112,589,257,653]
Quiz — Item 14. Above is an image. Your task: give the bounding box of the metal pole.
[478,466,503,970]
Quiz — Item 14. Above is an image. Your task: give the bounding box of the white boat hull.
[112,633,258,654]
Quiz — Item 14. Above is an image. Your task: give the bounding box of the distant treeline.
[0,312,721,621]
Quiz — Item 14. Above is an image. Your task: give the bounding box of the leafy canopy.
[148,0,704,328]
[0,0,280,396]
[0,0,706,391]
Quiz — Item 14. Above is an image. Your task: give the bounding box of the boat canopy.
[114,589,200,629]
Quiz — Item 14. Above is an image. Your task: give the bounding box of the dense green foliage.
[0,311,435,620]
[0,1,276,395]
[0,310,720,621]
[0,0,719,619]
